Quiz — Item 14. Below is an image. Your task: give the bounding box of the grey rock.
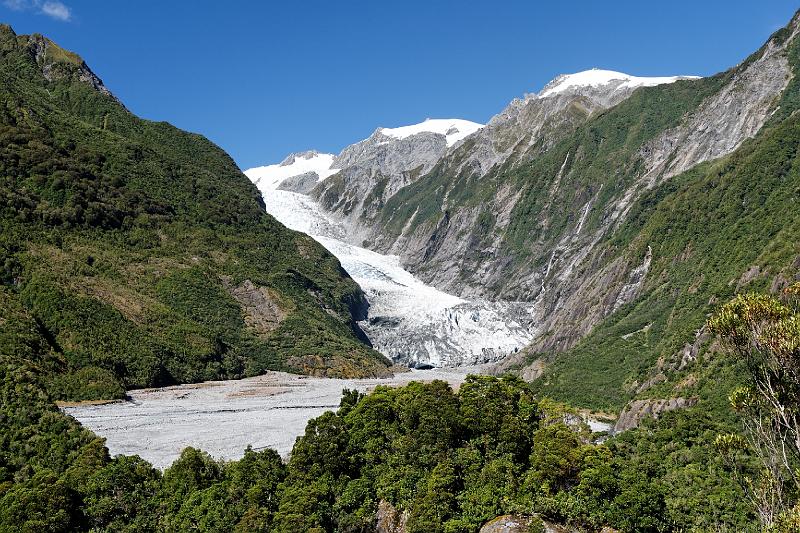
[376,499,408,533]
[311,129,450,243]
[276,171,320,193]
[479,515,580,533]
[24,33,117,102]
[479,515,532,533]
[226,279,286,337]
[613,397,699,433]
[279,150,323,166]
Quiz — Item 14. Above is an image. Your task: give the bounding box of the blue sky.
[2,1,798,169]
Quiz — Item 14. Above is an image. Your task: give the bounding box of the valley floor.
[63,366,488,469]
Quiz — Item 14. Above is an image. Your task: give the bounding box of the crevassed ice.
[243,159,536,367]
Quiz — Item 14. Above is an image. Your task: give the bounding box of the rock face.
[479,515,533,533]
[20,31,117,101]
[227,279,287,337]
[479,515,581,533]
[276,171,320,193]
[376,499,408,533]
[311,119,481,244]
[613,397,699,433]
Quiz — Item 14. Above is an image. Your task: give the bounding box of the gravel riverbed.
[63,367,487,469]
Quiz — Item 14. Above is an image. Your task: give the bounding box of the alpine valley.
[2,7,800,533]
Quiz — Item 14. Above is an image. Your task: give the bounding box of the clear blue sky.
[2,1,798,169]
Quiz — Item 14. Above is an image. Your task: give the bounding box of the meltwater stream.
[250,177,538,367]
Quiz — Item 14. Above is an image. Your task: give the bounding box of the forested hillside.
[0,24,390,403]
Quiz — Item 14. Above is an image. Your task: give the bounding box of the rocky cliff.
[612,398,699,433]
[311,119,482,244]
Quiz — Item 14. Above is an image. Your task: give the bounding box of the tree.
[710,283,800,528]
[82,455,161,531]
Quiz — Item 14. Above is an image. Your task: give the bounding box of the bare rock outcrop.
[479,515,587,533]
[480,515,534,533]
[311,129,451,244]
[376,499,408,533]
[23,32,117,101]
[227,279,287,337]
[613,397,699,433]
[277,171,322,193]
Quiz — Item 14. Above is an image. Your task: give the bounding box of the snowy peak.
[378,118,484,147]
[538,68,700,98]
[246,118,484,192]
[279,150,326,167]
[246,151,337,192]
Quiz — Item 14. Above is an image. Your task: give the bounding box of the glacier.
[245,153,538,367]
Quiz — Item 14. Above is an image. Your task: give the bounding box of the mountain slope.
[0,25,390,402]
[309,118,484,244]
[301,12,800,411]
[496,16,800,409]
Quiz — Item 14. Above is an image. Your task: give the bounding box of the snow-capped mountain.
[378,118,483,146]
[538,68,699,98]
[246,150,337,193]
[301,22,796,392]
[247,118,483,205]
[308,70,702,252]
[244,71,707,367]
[309,118,484,241]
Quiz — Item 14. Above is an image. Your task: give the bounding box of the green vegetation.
[0,330,760,533]
[710,284,800,531]
[0,25,388,402]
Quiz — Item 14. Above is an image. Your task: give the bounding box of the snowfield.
[246,151,337,191]
[539,68,700,98]
[378,118,483,146]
